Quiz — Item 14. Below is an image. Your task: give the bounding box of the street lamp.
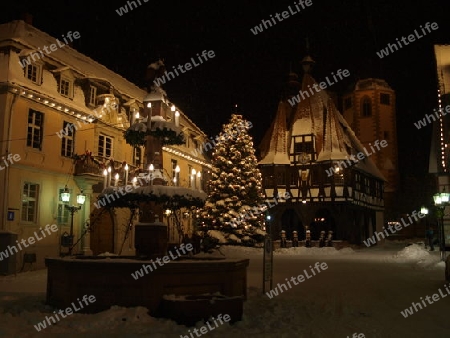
[420,206,428,239]
[420,206,429,216]
[61,185,86,255]
[433,189,450,261]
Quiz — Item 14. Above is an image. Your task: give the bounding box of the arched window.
[362,97,372,117]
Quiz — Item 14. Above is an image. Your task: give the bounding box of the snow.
[207,230,227,244]
[1,241,449,337]
[274,246,356,256]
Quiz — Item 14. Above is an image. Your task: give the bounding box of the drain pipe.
[2,88,18,231]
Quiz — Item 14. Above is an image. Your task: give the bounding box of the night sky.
[1,0,449,197]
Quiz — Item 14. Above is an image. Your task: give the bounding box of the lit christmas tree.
[198,114,266,244]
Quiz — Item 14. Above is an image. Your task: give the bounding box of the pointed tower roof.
[288,65,384,178]
[258,101,291,165]
[316,97,349,161]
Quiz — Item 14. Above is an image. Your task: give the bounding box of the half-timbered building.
[258,56,385,244]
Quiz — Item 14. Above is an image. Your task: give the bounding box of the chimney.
[21,13,33,25]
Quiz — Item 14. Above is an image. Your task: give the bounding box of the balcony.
[73,153,141,184]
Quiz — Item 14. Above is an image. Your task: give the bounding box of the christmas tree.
[198,114,266,244]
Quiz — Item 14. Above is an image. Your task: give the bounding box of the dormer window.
[290,134,315,163]
[89,86,97,106]
[53,69,75,99]
[59,77,72,97]
[22,61,43,85]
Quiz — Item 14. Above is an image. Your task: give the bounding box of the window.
[380,93,390,105]
[294,141,313,153]
[21,183,39,223]
[98,135,113,158]
[89,86,97,106]
[133,147,142,167]
[276,171,285,186]
[61,121,75,157]
[27,109,44,150]
[362,97,372,117]
[59,77,72,97]
[310,165,322,186]
[25,64,41,84]
[290,170,298,186]
[354,172,361,191]
[334,171,344,185]
[344,97,352,109]
[57,188,70,225]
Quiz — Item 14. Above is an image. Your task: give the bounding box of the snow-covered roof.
[259,63,386,181]
[0,20,148,100]
[258,101,291,165]
[0,20,207,138]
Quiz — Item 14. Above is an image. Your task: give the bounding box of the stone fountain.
[45,75,248,325]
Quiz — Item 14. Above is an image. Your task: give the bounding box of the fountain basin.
[45,256,249,317]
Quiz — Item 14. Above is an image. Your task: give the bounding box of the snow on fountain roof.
[128,116,182,134]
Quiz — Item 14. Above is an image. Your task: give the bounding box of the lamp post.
[61,186,86,255]
[433,189,450,261]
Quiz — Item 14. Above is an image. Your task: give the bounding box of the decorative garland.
[124,127,185,147]
[124,129,147,147]
[97,191,205,209]
[148,127,185,146]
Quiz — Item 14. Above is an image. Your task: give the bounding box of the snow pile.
[274,247,355,256]
[389,244,443,269]
[219,245,262,257]
[228,234,241,243]
[393,244,430,260]
[98,252,118,256]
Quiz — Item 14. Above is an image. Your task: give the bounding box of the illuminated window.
[61,121,75,157]
[57,188,70,225]
[21,183,39,223]
[59,78,72,97]
[27,109,44,150]
[98,135,113,158]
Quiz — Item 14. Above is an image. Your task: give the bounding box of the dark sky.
[1,0,449,182]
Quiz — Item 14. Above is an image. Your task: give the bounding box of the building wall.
[0,23,210,270]
[342,79,399,196]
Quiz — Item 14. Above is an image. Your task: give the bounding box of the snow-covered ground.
[0,241,449,337]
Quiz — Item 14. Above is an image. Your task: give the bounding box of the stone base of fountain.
[45,256,249,321]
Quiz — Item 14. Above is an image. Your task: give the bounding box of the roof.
[0,20,206,138]
[259,64,386,181]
